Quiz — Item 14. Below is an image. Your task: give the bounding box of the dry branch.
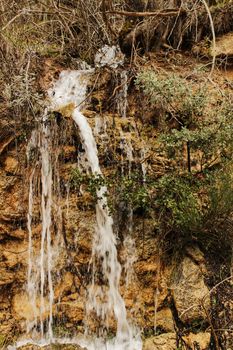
[106,8,186,17]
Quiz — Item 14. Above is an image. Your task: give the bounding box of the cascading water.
[26,130,38,335]
[39,117,54,340]
[10,46,141,350]
[25,116,56,344]
[48,69,141,349]
[26,167,37,334]
[119,133,136,287]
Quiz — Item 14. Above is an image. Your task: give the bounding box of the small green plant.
[70,168,106,200]
[136,70,206,127]
[70,168,152,216]
[115,172,151,213]
[154,174,202,234]
[136,69,233,256]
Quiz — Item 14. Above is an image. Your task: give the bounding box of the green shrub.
[135,69,233,256]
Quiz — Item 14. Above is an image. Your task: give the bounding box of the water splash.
[49,70,141,349]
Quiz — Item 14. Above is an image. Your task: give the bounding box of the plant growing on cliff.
[70,168,106,201]
[154,174,202,234]
[136,70,206,127]
[70,168,152,215]
[136,70,233,172]
[136,70,233,255]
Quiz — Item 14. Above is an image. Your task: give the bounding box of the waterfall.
[39,117,54,340]
[49,70,141,349]
[26,167,37,334]
[26,117,55,343]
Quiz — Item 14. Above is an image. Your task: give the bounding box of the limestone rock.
[8,228,26,240]
[182,332,211,350]
[12,293,41,322]
[4,157,19,174]
[61,146,76,161]
[0,265,14,285]
[2,241,28,269]
[156,308,175,333]
[171,254,210,324]
[57,301,84,323]
[143,333,176,350]
[54,272,74,299]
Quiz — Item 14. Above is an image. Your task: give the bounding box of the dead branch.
[201,0,216,76]
[101,0,117,37]
[106,8,186,17]
[200,298,220,350]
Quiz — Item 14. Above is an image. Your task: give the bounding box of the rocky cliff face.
[0,56,233,350]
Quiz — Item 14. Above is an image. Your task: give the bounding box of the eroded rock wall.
[0,62,232,350]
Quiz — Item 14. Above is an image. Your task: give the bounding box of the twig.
[101,0,117,38]
[1,11,23,30]
[201,0,216,76]
[204,275,233,298]
[106,8,186,17]
[200,298,220,350]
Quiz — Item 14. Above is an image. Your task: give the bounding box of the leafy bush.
[154,174,202,233]
[136,71,206,127]
[136,69,233,255]
[70,168,151,215]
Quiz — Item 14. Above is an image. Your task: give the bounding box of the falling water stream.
[25,116,55,343]
[39,117,54,340]
[48,69,141,349]
[10,48,141,350]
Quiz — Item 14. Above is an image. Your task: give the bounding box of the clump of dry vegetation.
[0,0,233,153]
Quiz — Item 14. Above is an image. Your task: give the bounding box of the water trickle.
[116,70,128,118]
[26,167,37,334]
[26,116,55,342]
[140,147,148,184]
[49,70,141,349]
[39,118,54,340]
[119,133,136,286]
[119,133,133,176]
[122,234,137,288]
